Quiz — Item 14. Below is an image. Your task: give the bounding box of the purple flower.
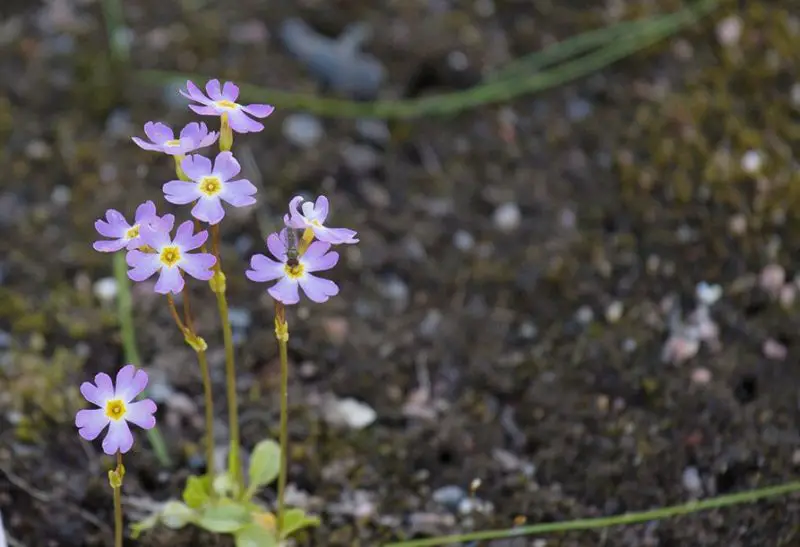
[163,152,257,225]
[284,195,358,245]
[132,121,218,155]
[126,220,216,294]
[75,365,157,455]
[93,201,174,253]
[246,229,339,305]
[179,79,275,134]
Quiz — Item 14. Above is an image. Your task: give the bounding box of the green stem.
[274,303,289,534]
[136,0,718,119]
[112,451,124,547]
[208,225,242,492]
[196,348,216,478]
[385,481,800,547]
[113,251,172,467]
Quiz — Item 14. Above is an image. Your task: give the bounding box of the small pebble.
[605,301,623,323]
[716,15,743,46]
[762,338,787,361]
[728,213,747,235]
[575,305,594,325]
[93,277,118,303]
[518,321,537,340]
[432,485,466,510]
[379,275,409,311]
[321,316,349,346]
[51,185,71,206]
[779,284,795,308]
[419,309,443,339]
[622,338,638,353]
[355,119,390,145]
[740,150,763,174]
[691,367,712,385]
[759,264,785,296]
[322,396,377,429]
[682,466,703,494]
[493,202,521,232]
[341,143,381,174]
[453,230,475,252]
[696,281,722,305]
[283,113,324,149]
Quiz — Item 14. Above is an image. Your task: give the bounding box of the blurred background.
[2,0,800,545]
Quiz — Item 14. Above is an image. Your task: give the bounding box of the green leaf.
[247,439,281,494]
[235,524,279,547]
[182,474,212,509]
[130,514,159,539]
[161,501,196,529]
[196,502,250,533]
[280,508,321,539]
[213,471,238,498]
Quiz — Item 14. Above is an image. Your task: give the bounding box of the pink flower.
[180,79,274,134]
[93,201,174,253]
[75,365,157,455]
[284,195,358,245]
[132,121,218,155]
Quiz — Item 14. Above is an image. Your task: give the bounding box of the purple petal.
[139,223,171,250]
[177,228,208,252]
[182,154,213,181]
[206,79,223,100]
[181,80,212,104]
[189,104,221,116]
[151,213,175,233]
[179,253,216,281]
[191,197,225,225]
[134,201,157,224]
[154,267,184,294]
[227,109,264,133]
[267,230,288,260]
[143,122,173,144]
[95,215,128,238]
[102,420,134,455]
[268,277,300,305]
[212,151,240,181]
[164,180,201,205]
[125,399,157,429]
[76,409,109,441]
[220,180,257,207]
[198,131,219,149]
[299,274,339,303]
[246,254,284,282]
[93,239,127,253]
[301,240,330,261]
[173,220,196,248]
[284,196,306,229]
[179,122,204,141]
[313,195,329,222]
[126,251,160,281]
[303,246,338,273]
[115,365,149,403]
[242,103,275,118]
[80,373,115,407]
[132,136,164,152]
[313,225,359,245]
[222,81,240,101]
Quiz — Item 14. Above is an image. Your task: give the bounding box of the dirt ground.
[2,0,800,545]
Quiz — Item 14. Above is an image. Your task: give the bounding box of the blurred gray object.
[0,509,7,547]
[279,18,386,100]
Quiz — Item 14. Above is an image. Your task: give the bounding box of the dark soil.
[2,0,800,546]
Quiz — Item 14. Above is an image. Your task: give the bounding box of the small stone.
[762,338,787,361]
[716,15,743,46]
[379,275,409,311]
[695,281,722,305]
[622,338,637,353]
[322,396,377,429]
[575,305,594,325]
[567,98,592,121]
[493,202,521,232]
[26,140,52,160]
[446,50,469,71]
[728,214,747,235]
[605,301,623,323]
[341,143,381,174]
[740,150,763,174]
[691,367,712,385]
[283,113,324,149]
[518,321,537,340]
[792,449,800,466]
[229,20,269,44]
[51,185,71,206]
[355,119,390,145]
[661,334,700,364]
[759,264,785,296]
[682,466,703,494]
[322,316,349,346]
[432,485,466,510]
[93,277,118,303]
[458,496,493,515]
[453,230,475,251]
[227,307,251,329]
[779,284,795,308]
[419,309,443,338]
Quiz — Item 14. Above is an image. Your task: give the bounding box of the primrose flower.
[126,220,216,294]
[163,152,257,225]
[93,200,174,253]
[284,195,359,245]
[132,121,218,155]
[75,365,157,455]
[179,79,275,133]
[246,229,340,305]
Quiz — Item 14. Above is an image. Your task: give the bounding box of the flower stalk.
[274,301,290,534]
[110,451,125,547]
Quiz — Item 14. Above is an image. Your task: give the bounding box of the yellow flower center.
[199,176,223,197]
[216,99,238,109]
[159,245,182,267]
[310,219,322,227]
[125,224,140,240]
[105,399,127,421]
[284,262,305,279]
[164,139,181,147]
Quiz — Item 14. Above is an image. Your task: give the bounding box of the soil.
[2,0,800,546]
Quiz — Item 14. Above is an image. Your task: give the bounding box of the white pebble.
[283,113,324,149]
[493,202,521,232]
[322,397,377,430]
[740,150,763,173]
[51,185,71,206]
[93,277,118,302]
[682,466,703,494]
[453,230,475,251]
[716,15,743,46]
[605,301,623,323]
